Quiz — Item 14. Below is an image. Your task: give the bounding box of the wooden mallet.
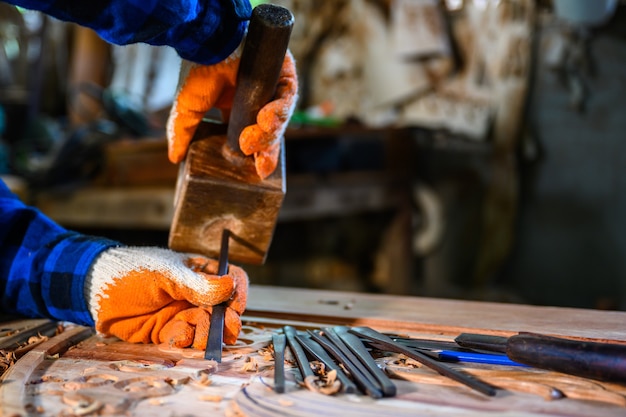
[168,4,294,265]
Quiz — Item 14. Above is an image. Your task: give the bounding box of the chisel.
[204,229,231,361]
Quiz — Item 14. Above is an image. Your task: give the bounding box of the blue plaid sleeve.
[0,181,120,325]
[8,0,252,65]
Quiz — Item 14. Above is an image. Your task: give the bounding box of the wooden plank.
[246,285,626,342]
[2,289,626,416]
[2,312,625,417]
[35,187,175,230]
[93,138,178,187]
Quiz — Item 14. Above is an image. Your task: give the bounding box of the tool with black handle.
[455,332,626,383]
[204,229,231,361]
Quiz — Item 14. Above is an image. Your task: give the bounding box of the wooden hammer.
[168,4,294,265]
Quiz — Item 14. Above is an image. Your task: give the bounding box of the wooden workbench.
[2,285,626,416]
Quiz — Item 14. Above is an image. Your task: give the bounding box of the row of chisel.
[271,325,497,397]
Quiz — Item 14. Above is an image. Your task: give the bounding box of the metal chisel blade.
[204,230,231,362]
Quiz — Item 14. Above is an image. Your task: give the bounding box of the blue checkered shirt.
[7,0,251,64]
[0,0,251,324]
[1,181,120,325]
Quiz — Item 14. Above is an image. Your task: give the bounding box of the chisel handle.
[226,4,294,155]
[507,333,626,383]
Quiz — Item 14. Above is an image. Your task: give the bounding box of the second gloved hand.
[167,44,298,179]
[85,247,248,349]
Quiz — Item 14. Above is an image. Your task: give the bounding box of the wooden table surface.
[1,285,626,417]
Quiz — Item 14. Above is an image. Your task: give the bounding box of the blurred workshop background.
[1,0,625,311]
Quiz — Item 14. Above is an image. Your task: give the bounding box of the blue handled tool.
[424,349,528,367]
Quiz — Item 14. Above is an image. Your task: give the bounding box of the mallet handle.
[226,4,294,154]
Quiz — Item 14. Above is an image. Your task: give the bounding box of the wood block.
[168,122,285,265]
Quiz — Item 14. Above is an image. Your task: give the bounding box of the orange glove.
[85,247,248,349]
[166,43,298,179]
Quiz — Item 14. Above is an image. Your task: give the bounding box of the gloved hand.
[167,43,298,179]
[84,247,248,349]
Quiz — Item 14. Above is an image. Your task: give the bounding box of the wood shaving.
[109,360,169,372]
[241,356,258,373]
[62,393,103,416]
[190,369,213,387]
[64,374,118,390]
[304,361,341,395]
[198,394,223,402]
[303,374,341,395]
[148,398,166,406]
[225,402,247,417]
[392,354,423,369]
[309,361,326,375]
[0,350,16,373]
[257,346,274,362]
[26,334,48,345]
[42,389,66,396]
[301,361,341,395]
[278,399,295,407]
[164,376,191,387]
[24,403,44,414]
[157,343,203,358]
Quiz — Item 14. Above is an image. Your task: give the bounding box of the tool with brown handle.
[168,4,294,265]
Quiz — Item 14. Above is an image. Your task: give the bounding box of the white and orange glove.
[84,247,248,349]
[166,42,298,179]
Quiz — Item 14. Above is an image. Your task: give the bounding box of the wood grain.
[3,287,626,416]
[246,285,626,342]
[168,122,285,264]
